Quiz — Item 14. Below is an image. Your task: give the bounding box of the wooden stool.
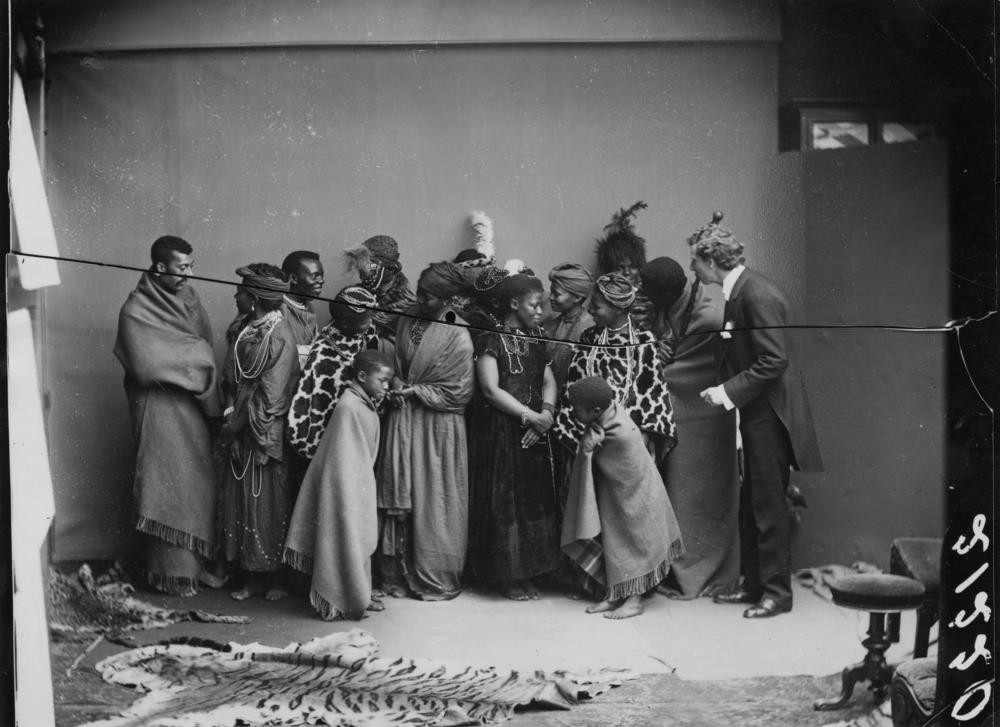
[814,574,926,711]
[888,537,941,658]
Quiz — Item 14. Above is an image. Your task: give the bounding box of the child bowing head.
[350,349,394,405]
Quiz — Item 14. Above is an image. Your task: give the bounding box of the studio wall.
[43,39,781,559]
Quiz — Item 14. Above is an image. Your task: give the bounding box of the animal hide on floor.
[48,564,249,646]
[83,629,636,726]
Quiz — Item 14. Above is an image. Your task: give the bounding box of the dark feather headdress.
[595,201,648,274]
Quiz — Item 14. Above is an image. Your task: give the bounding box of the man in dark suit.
[688,212,823,618]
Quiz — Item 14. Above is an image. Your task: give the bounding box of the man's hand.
[700,386,728,407]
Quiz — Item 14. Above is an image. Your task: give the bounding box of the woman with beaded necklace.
[466,273,561,601]
[553,273,677,459]
[220,263,301,602]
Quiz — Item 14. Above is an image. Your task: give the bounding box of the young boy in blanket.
[283,350,394,621]
[561,376,684,619]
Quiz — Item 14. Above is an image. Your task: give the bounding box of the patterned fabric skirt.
[466,410,560,585]
[221,443,292,573]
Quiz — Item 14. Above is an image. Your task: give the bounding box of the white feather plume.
[469,210,495,260]
[503,258,527,275]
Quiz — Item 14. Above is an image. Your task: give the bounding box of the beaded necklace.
[500,326,530,375]
[585,315,636,406]
[233,310,282,383]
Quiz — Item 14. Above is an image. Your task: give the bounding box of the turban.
[639,257,687,310]
[235,265,289,302]
[335,285,377,313]
[594,273,636,310]
[419,262,471,299]
[454,247,494,268]
[548,262,595,300]
[568,376,614,412]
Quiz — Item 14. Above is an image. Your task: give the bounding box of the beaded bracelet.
[541,402,556,415]
[520,408,530,426]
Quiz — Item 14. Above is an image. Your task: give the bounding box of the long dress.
[552,319,677,453]
[221,311,301,572]
[114,272,221,594]
[562,403,684,600]
[466,327,561,585]
[284,382,381,620]
[376,307,474,599]
[654,282,739,599]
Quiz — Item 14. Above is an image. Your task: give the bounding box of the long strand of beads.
[251,459,262,498]
[234,311,281,383]
[230,450,252,480]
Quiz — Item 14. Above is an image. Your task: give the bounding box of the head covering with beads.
[334,285,377,313]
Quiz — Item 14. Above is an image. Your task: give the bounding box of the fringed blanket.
[48,565,249,647]
[562,404,684,601]
[284,383,382,620]
[82,630,635,727]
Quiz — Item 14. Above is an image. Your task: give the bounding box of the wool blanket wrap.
[84,630,635,727]
[113,273,221,592]
[562,403,684,601]
[284,383,381,620]
[377,308,473,599]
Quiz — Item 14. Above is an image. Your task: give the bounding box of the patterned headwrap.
[594,273,636,310]
[567,375,614,411]
[235,265,289,302]
[419,261,471,299]
[548,262,595,300]
[473,266,510,293]
[362,235,401,268]
[334,285,377,313]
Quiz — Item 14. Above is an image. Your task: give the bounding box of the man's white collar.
[722,265,746,301]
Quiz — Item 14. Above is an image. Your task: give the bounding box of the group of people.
[114,204,822,623]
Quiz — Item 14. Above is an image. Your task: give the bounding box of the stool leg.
[814,663,866,710]
[815,612,894,711]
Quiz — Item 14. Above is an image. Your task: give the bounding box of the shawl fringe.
[282,547,314,575]
[136,517,213,559]
[604,539,682,601]
[309,589,347,621]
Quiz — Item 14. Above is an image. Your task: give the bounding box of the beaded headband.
[473,266,510,292]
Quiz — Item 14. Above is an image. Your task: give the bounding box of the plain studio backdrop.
[25,0,947,582]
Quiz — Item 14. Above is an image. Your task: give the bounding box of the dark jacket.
[717,268,823,473]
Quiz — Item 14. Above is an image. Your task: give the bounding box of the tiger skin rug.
[81,629,636,726]
[48,564,249,646]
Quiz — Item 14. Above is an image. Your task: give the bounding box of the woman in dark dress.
[466,273,561,601]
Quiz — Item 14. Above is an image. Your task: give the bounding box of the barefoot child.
[283,350,394,620]
[562,376,684,619]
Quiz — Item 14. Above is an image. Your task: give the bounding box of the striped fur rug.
[81,629,635,726]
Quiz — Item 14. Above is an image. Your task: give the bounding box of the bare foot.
[320,610,343,622]
[523,581,541,600]
[264,586,289,601]
[366,600,385,612]
[198,570,227,589]
[385,585,410,598]
[502,582,530,601]
[586,599,619,614]
[371,588,386,599]
[605,595,644,620]
[230,587,253,601]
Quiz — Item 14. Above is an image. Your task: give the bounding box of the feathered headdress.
[455,211,496,268]
[469,211,495,261]
[503,258,531,275]
[595,200,648,275]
